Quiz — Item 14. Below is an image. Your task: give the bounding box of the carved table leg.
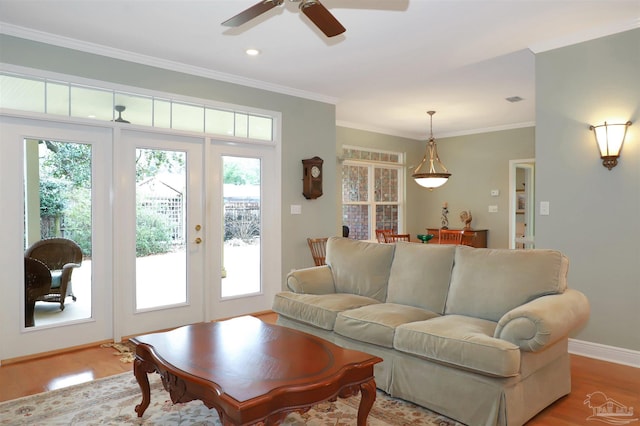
[134,358,152,417]
[357,379,377,426]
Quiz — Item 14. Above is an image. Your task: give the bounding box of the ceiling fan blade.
[222,0,284,27]
[299,1,346,37]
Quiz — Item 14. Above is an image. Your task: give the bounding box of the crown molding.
[439,121,536,139]
[0,23,338,105]
[336,120,422,140]
[529,17,640,53]
[337,120,536,141]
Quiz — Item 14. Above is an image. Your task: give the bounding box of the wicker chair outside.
[24,238,83,311]
[24,257,52,327]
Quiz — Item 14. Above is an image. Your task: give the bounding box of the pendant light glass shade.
[412,111,450,190]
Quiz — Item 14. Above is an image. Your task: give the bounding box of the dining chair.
[384,233,411,243]
[307,237,328,266]
[375,229,393,243]
[438,229,464,245]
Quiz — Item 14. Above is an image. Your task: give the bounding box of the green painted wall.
[536,28,640,350]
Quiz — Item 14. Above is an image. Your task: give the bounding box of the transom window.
[0,71,274,142]
[341,146,405,240]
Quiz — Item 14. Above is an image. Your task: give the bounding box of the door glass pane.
[135,148,187,310]
[222,156,261,297]
[24,139,92,327]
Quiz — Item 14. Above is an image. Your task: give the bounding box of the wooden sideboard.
[425,228,488,248]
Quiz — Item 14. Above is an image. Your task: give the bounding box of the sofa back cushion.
[326,237,395,302]
[445,246,569,322]
[387,242,456,314]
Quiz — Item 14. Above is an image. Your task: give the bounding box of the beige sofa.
[273,237,590,426]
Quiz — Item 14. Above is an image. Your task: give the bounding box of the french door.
[1,118,281,361]
[115,130,205,338]
[206,142,281,320]
[0,115,112,361]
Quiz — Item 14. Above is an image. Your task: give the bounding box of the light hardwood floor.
[1,312,638,425]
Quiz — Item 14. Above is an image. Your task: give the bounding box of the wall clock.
[302,157,323,199]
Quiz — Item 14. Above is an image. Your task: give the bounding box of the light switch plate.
[488,205,498,213]
[540,201,550,216]
[491,189,500,197]
[290,204,302,215]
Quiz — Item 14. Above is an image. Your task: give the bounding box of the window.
[0,72,274,142]
[341,147,404,240]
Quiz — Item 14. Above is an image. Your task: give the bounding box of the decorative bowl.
[417,234,434,243]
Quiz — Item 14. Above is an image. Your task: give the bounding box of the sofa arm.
[495,288,590,352]
[286,266,336,294]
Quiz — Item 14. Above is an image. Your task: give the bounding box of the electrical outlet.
[491,189,500,197]
[290,204,302,215]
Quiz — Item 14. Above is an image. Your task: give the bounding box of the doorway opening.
[509,159,535,249]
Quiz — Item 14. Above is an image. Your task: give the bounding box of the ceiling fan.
[222,0,346,38]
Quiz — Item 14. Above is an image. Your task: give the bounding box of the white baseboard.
[569,338,640,368]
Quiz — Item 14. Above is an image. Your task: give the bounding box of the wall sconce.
[589,120,632,170]
[412,111,451,190]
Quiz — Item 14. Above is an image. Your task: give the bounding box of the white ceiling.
[1,0,638,139]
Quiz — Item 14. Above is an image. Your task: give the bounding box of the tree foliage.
[224,158,260,185]
[41,141,91,189]
[136,149,184,182]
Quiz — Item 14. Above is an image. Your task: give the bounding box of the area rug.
[0,372,464,425]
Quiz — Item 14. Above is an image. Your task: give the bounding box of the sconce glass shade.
[589,121,632,170]
[412,111,451,190]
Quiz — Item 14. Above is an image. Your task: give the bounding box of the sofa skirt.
[277,316,571,426]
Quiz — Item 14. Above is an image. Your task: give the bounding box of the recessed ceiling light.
[506,96,524,103]
[245,48,261,56]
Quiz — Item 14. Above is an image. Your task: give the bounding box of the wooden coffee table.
[130,316,382,425]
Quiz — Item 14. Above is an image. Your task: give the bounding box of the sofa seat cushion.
[394,315,521,377]
[335,303,440,348]
[272,291,380,331]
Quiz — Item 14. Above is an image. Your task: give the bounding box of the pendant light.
[412,111,451,190]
